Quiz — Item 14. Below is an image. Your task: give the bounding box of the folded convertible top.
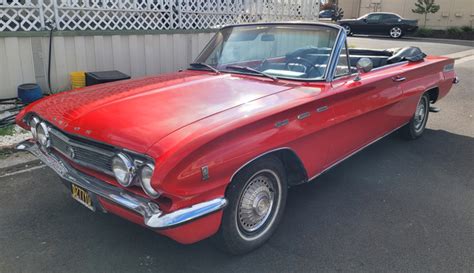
[386,47,427,64]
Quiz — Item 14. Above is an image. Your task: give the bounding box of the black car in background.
[338,12,418,38]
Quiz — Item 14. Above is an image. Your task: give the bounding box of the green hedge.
[413,26,474,40]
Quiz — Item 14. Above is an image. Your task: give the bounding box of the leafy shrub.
[0,125,15,136]
[461,25,473,32]
[415,27,433,37]
[446,27,463,35]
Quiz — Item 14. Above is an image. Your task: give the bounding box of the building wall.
[340,0,474,29]
[339,0,362,19]
[0,31,215,99]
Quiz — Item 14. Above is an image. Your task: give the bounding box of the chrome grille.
[49,128,115,175]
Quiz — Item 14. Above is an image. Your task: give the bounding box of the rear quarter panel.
[398,56,455,111]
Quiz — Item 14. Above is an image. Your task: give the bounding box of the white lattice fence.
[0,0,45,31]
[54,0,176,30]
[1,0,319,31]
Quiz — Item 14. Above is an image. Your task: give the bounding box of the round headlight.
[36,122,50,147]
[140,164,159,198]
[28,116,40,139]
[112,153,135,187]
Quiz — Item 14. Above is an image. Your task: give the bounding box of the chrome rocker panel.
[16,140,227,229]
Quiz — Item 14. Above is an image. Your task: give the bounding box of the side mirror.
[354,57,373,81]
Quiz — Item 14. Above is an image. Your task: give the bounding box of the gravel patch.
[0,126,31,149]
[0,104,30,149]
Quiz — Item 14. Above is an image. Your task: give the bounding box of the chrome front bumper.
[16,140,227,229]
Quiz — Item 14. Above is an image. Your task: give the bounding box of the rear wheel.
[389,26,403,38]
[214,156,287,255]
[400,93,430,140]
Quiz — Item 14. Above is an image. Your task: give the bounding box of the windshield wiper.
[225,65,278,81]
[189,62,220,74]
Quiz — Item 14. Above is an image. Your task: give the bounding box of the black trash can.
[85,70,131,86]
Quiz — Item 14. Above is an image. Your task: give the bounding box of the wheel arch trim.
[425,86,440,103]
[228,147,308,185]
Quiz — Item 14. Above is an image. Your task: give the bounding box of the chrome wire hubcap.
[238,174,275,232]
[391,27,402,37]
[414,98,427,131]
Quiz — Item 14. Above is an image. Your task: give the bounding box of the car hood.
[26,71,293,153]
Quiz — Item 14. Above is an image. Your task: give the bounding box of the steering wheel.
[285,56,316,75]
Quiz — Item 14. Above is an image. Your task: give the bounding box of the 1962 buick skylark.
[16,22,458,254]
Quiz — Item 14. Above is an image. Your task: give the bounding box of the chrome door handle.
[392,76,406,82]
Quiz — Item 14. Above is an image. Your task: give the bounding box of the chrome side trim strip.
[16,140,227,229]
[297,112,311,120]
[308,122,409,181]
[275,119,289,128]
[317,106,329,113]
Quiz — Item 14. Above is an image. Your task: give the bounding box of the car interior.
[257,46,427,79]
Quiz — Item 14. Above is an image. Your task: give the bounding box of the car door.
[388,62,436,121]
[364,13,384,34]
[349,17,366,33]
[381,14,400,33]
[322,50,406,167]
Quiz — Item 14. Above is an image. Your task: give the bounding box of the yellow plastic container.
[70,71,86,89]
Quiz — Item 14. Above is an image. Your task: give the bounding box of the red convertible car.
[16,22,457,254]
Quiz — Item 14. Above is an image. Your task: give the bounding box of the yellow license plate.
[71,184,95,211]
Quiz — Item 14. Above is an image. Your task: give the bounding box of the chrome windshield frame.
[325,28,347,82]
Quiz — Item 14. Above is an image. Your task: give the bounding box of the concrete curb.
[0,151,42,176]
[348,35,474,47]
[444,49,474,59]
[404,36,474,46]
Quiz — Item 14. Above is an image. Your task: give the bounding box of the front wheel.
[400,93,430,140]
[214,156,287,255]
[389,26,403,38]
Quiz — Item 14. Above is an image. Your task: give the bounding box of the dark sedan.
[319,9,335,19]
[338,12,418,38]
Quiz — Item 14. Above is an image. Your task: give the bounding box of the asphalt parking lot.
[0,37,473,273]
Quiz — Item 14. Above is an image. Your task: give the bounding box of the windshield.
[194,24,340,80]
